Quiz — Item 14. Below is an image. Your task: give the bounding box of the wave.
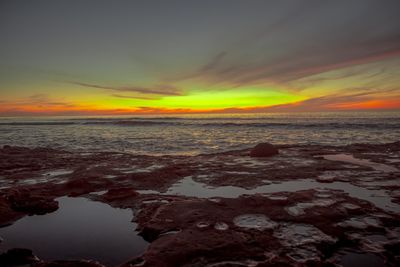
[0,122,76,126]
[111,120,179,126]
[1,120,399,129]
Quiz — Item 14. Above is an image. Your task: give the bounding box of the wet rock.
[33,260,105,267]
[249,143,278,157]
[102,187,139,201]
[0,196,24,227]
[0,248,39,266]
[64,179,98,196]
[286,246,320,263]
[6,190,58,215]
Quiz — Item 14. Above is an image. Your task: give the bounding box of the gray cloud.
[181,35,400,87]
[163,1,400,87]
[67,81,183,96]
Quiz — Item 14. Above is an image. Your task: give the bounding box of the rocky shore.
[0,142,399,267]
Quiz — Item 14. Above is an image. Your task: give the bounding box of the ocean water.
[0,112,399,155]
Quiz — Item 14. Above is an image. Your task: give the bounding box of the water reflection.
[0,197,148,266]
[323,154,398,172]
[164,176,400,213]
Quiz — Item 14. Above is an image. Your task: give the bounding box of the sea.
[0,112,399,155]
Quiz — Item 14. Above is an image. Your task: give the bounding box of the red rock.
[102,187,139,201]
[250,143,279,157]
[0,196,24,227]
[6,189,58,215]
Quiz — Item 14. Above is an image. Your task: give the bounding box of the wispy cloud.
[111,94,159,100]
[245,90,400,112]
[179,36,400,87]
[67,81,183,96]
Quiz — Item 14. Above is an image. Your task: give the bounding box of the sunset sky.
[1,0,400,116]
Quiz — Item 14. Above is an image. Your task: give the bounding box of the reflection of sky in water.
[164,176,400,213]
[337,249,385,267]
[0,197,148,266]
[323,154,398,173]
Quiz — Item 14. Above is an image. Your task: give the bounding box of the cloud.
[165,0,400,88]
[0,94,77,112]
[111,94,159,100]
[243,90,400,112]
[189,36,400,87]
[67,81,183,96]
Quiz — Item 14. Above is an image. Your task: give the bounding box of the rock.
[102,187,139,201]
[0,196,24,227]
[33,260,105,267]
[6,190,59,215]
[0,248,39,266]
[250,143,278,157]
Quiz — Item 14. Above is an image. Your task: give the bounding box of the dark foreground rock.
[250,142,279,157]
[0,248,105,267]
[0,248,39,266]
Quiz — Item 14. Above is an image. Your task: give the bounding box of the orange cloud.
[329,99,400,110]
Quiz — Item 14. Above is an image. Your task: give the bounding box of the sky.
[0,0,400,116]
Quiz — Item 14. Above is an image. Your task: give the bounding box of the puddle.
[285,199,336,216]
[104,175,117,179]
[323,154,398,173]
[337,216,381,229]
[115,165,164,174]
[0,197,148,266]
[335,250,385,267]
[214,222,229,231]
[286,246,320,263]
[165,176,400,213]
[274,223,336,247]
[13,169,74,186]
[233,214,277,230]
[232,157,274,167]
[196,221,211,228]
[341,203,361,210]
